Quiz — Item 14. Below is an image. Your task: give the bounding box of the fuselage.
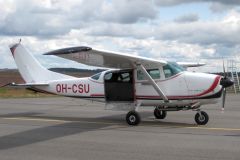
[35,64,222,108]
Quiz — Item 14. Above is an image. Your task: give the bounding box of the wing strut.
[137,64,169,102]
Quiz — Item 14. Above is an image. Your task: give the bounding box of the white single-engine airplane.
[5,41,233,125]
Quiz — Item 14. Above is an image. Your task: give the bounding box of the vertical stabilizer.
[9,43,73,83]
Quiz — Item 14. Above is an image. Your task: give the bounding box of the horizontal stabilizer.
[2,82,49,88]
[177,62,206,68]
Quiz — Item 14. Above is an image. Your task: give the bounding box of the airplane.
[5,41,234,126]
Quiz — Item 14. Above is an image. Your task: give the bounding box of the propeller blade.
[222,59,226,78]
[221,88,226,111]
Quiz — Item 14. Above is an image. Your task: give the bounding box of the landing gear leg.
[195,110,209,125]
[126,110,141,126]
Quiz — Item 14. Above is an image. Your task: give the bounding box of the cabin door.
[104,70,134,102]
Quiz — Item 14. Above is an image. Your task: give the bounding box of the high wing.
[44,46,167,69]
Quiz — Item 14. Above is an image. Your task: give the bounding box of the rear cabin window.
[91,73,101,80]
[105,72,132,83]
[118,72,131,82]
[137,69,160,80]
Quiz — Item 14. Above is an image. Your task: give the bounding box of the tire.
[154,108,167,119]
[126,111,141,126]
[195,111,209,125]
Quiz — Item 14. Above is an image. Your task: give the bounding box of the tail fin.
[9,43,73,83]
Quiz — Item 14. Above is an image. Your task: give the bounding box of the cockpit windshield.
[163,62,185,78]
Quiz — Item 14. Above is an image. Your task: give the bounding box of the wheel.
[195,111,209,125]
[154,108,167,119]
[126,111,141,126]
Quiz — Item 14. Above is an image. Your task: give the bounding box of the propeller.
[221,88,226,111]
[220,59,234,111]
[222,59,226,111]
[223,59,226,78]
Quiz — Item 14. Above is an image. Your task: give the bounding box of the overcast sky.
[1,0,240,72]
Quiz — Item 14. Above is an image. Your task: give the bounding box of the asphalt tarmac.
[0,95,239,160]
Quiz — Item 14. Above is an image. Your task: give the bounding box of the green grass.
[0,88,7,94]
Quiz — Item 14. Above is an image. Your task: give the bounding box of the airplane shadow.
[0,114,112,150]
[0,111,196,150]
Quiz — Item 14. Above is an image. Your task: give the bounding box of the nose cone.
[220,77,234,88]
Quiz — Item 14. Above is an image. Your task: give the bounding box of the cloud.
[1,0,239,38]
[154,0,240,13]
[88,10,240,48]
[154,0,194,6]
[1,0,240,72]
[0,0,82,36]
[174,13,199,23]
[99,0,157,24]
[87,23,153,40]
[0,0,159,37]
[153,10,240,47]
[86,9,240,68]
[209,2,235,13]
[154,0,240,6]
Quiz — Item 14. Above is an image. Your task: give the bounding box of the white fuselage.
[9,43,223,109]
[35,68,222,108]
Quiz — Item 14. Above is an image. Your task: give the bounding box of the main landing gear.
[126,107,167,126]
[154,107,167,119]
[194,110,209,125]
[126,110,141,125]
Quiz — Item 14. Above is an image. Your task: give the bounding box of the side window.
[91,73,101,80]
[163,68,173,78]
[137,70,145,80]
[105,71,132,83]
[137,69,160,80]
[148,69,160,79]
[118,72,131,82]
[104,73,112,81]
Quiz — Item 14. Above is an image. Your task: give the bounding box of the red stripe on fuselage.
[192,75,221,97]
[90,94,104,97]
